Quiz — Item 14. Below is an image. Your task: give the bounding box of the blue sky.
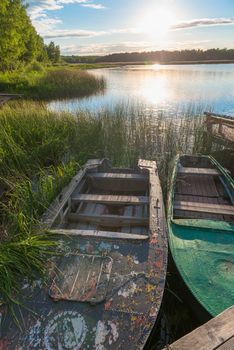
[26,0,234,55]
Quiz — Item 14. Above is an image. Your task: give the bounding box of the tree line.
[0,0,60,72]
[95,49,234,63]
[63,49,234,64]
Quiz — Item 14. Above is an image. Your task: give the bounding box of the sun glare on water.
[138,8,175,39]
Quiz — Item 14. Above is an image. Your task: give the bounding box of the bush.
[0,68,105,100]
[25,61,45,73]
[34,68,105,99]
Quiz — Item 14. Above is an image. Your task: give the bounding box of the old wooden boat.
[167,154,234,317]
[0,159,167,349]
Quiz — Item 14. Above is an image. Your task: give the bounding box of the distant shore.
[87,59,234,67]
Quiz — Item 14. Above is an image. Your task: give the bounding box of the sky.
[26,0,234,56]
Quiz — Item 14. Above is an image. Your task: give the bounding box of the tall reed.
[0,68,105,99]
[0,101,220,305]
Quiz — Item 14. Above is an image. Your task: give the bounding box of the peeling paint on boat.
[95,321,110,350]
[27,320,42,348]
[118,281,137,298]
[0,159,168,350]
[95,320,119,349]
[133,256,139,264]
[107,321,119,345]
[99,242,112,252]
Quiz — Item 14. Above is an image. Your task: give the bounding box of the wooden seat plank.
[178,167,220,176]
[48,229,148,240]
[88,172,147,180]
[72,194,149,205]
[174,200,234,216]
[68,212,148,226]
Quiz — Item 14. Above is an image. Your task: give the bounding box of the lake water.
[49,64,234,116]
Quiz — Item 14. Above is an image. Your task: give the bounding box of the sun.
[138,8,175,38]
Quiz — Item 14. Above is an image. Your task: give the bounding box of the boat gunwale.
[171,218,234,232]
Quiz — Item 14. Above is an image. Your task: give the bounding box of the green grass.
[0,100,211,188]
[0,101,78,177]
[0,234,57,305]
[0,101,220,305]
[0,66,105,99]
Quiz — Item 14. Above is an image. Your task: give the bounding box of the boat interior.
[52,165,150,237]
[173,155,234,222]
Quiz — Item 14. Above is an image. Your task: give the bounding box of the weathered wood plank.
[178,167,220,176]
[88,172,148,192]
[40,159,108,229]
[204,113,234,148]
[217,336,234,350]
[0,93,23,107]
[204,112,234,126]
[88,172,148,180]
[72,194,149,205]
[174,201,234,216]
[48,229,148,240]
[49,254,113,303]
[163,306,234,350]
[68,212,148,226]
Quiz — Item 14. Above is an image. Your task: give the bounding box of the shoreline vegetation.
[1,58,233,101]
[63,48,234,65]
[0,64,105,99]
[63,59,234,67]
[0,100,224,304]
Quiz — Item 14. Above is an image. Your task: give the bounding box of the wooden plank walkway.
[163,306,234,350]
[204,112,234,148]
[0,93,22,106]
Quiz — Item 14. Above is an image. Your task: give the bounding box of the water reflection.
[48,64,234,116]
[140,75,171,105]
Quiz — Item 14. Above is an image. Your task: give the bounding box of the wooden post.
[203,115,213,152]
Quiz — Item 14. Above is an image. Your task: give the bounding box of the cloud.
[173,40,211,49]
[28,1,63,21]
[61,41,155,56]
[28,0,106,21]
[27,0,106,37]
[44,16,234,40]
[58,0,89,3]
[58,0,106,8]
[60,39,216,56]
[44,29,107,39]
[171,18,234,30]
[43,27,140,39]
[81,3,106,9]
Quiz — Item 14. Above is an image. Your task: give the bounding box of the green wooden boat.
[167,154,234,317]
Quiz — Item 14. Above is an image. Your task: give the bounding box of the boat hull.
[0,159,168,349]
[167,155,234,317]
